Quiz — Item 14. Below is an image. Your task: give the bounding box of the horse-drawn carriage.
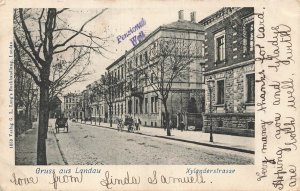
[124,115,135,132]
[55,117,68,133]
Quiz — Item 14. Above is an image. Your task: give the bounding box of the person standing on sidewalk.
[135,118,140,131]
[169,120,174,130]
[138,118,141,131]
[180,120,185,132]
[163,120,167,131]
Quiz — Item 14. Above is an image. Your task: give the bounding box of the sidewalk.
[15,122,65,165]
[79,121,254,154]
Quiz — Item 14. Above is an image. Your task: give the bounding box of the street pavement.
[15,123,38,165]
[52,120,254,165]
[79,120,254,153]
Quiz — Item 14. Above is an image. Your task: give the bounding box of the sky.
[62,7,223,94]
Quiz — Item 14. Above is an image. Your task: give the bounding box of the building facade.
[63,92,83,119]
[106,11,206,128]
[200,7,255,136]
[90,80,109,123]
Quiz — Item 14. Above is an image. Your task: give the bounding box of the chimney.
[190,11,196,22]
[178,10,184,21]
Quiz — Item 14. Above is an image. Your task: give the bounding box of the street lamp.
[207,76,214,142]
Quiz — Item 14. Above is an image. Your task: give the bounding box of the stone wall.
[204,62,255,136]
[203,113,255,137]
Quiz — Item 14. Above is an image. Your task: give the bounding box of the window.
[135,57,138,66]
[145,76,148,86]
[245,21,254,53]
[154,96,158,113]
[135,99,139,114]
[121,84,124,97]
[243,15,254,54]
[214,31,225,63]
[145,51,148,62]
[128,61,132,72]
[121,66,124,79]
[216,36,225,62]
[151,97,154,113]
[145,97,148,113]
[217,120,223,127]
[128,100,132,114]
[246,73,255,103]
[216,80,225,104]
[151,73,154,83]
[140,98,143,114]
[248,121,255,130]
[140,54,143,65]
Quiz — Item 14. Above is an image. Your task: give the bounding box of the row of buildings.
[63,7,255,137]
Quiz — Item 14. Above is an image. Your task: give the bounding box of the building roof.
[63,92,82,98]
[198,7,241,27]
[106,55,125,70]
[162,20,204,31]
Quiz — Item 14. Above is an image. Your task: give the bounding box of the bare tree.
[139,38,202,136]
[13,8,109,165]
[14,57,38,136]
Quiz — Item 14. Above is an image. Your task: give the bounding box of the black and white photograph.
[14,7,255,166]
[1,0,300,190]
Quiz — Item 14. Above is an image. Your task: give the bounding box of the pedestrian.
[166,120,171,136]
[180,120,185,132]
[163,120,167,131]
[138,118,141,131]
[135,118,139,131]
[169,120,173,130]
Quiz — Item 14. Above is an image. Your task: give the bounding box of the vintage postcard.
[0,0,299,190]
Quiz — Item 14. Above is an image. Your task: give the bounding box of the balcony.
[131,87,144,98]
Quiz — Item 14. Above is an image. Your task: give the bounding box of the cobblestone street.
[51,120,254,165]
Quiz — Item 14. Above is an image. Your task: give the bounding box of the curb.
[46,128,68,165]
[75,121,255,154]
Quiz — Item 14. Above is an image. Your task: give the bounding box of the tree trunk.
[109,105,112,127]
[37,84,49,165]
[99,108,101,126]
[25,103,30,131]
[163,100,171,136]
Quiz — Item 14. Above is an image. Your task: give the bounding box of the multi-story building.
[63,92,83,119]
[89,79,109,123]
[200,7,255,136]
[106,11,206,128]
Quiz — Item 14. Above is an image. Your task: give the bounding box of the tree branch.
[14,41,41,86]
[53,8,108,50]
[19,8,46,66]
